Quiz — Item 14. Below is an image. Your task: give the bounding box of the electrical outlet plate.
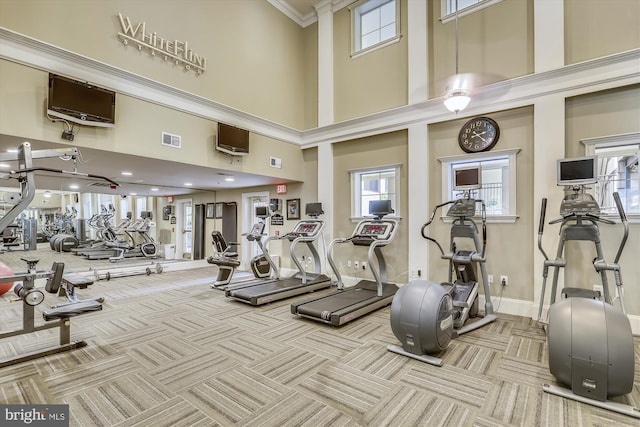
[500,275,508,286]
[362,261,367,270]
[354,261,359,270]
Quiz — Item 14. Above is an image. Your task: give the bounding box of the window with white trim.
[441,0,503,23]
[351,165,400,218]
[350,0,401,57]
[582,134,640,217]
[439,149,520,221]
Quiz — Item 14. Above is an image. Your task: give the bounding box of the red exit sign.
[276,184,287,194]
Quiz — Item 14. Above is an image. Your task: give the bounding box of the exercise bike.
[208,206,271,289]
[388,166,496,366]
[536,156,638,418]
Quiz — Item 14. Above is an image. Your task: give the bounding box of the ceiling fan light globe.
[444,91,471,113]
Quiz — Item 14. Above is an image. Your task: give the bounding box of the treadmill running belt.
[295,288,378,317]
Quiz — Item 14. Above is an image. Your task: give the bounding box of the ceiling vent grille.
[162,132,181,148]
[89,181,114,187]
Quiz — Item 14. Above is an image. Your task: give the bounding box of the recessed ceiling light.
[151,188,159,192]
[184,182,193,186]
[6,149,17,153]
[224,177,234,182]
[43,191,51,198]
[0,163,10,168]
[130,192,137,196]
[69,184,79,190]
[121,171,133,176]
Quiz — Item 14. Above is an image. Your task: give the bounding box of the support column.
[317,141,333,273]
[315,0,334,127]
[407,0,428,104]
[534,0,564,72]
[407,123,430,281]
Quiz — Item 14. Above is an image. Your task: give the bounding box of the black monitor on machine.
[453,167,482,191]
[557,156,597,186]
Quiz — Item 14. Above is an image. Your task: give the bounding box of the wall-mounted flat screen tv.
[47,73,116,127]
[215,122,249,156]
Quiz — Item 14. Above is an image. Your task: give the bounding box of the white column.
[407,0,429,104]
[315,0,334,126]
[532,95,565,318]
[317,141,333,273]
[534,0,564,72]
[407,123,430,282]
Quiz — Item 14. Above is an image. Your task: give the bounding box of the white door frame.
[241,191,270,270]
[176,198,192,260]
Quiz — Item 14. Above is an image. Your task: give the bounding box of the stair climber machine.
[208,205,272,289]
[536,156,638,419]
[291,199,399,326]
[387,166,496,366]
[225,203,331,305]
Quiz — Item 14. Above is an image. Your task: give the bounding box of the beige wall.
[0,0,308,129]
[332,130,408,283]
[565,84,640,314]
[0,60,306,182]
[428,107,535,301]
[565,0,640,65]
[428,0,534,99]
[332,2,408,122]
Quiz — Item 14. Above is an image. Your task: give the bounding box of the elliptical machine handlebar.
[420,201,455,256]
[612,191,628,264]
[538,198,550,262]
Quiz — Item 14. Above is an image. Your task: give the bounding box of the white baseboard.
[480,295,640,336]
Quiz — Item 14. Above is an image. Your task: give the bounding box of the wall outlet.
[354,261,359,270]
[500,275,508,286]
[488,274,494,284]
[347,260,351,268]
[361,261,367,270]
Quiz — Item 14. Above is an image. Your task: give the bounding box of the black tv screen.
[47,73,116,127]
[216,123,249,156]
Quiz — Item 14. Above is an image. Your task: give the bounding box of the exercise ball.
[390,280,454,355]
[548,297,635,400]
[0,262,15,296]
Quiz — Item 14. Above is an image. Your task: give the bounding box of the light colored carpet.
[0,245,638,426]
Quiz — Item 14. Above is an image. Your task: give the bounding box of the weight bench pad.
[43,300,103,321]
[62,273,94,289]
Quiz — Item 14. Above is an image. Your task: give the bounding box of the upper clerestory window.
[350,0,401,58]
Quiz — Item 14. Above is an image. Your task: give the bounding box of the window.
[351,165,400,218]
[439,149,520,222]
[350,0,401,57]
[583,133,640,218]
[441,0,503,23]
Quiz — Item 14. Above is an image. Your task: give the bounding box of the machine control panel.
[447,198,477,218]
[559,192,600,217]
[287,221,321,240]
[352,221,393,245]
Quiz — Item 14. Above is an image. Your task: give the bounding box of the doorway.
[176,199,192,259]
[241,191,269,270]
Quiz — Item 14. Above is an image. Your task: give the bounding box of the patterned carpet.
[0,246,639,426]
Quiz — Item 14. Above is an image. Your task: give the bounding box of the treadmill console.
[447,198,477,218]
[559,192,600,217]
[246,222,265,241]
[287,221,321,240]
[352,221,392,246]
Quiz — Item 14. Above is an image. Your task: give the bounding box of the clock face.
[458,117,500,153]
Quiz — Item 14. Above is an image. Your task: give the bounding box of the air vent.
[162,132,181,148]
[89,182,114,187]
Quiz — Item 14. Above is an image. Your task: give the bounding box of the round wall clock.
[458,117,500,153]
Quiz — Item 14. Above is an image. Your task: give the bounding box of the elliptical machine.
[207,206,271,289]
[537,156,638,418]
[388,166,496,366]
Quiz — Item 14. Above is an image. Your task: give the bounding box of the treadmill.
[291,200,399,326]
[224,202,331,306]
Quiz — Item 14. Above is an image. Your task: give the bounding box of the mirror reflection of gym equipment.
[387,166,496,366]
[536,156,638,419]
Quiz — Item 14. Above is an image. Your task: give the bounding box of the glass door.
[182,202,192,258]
